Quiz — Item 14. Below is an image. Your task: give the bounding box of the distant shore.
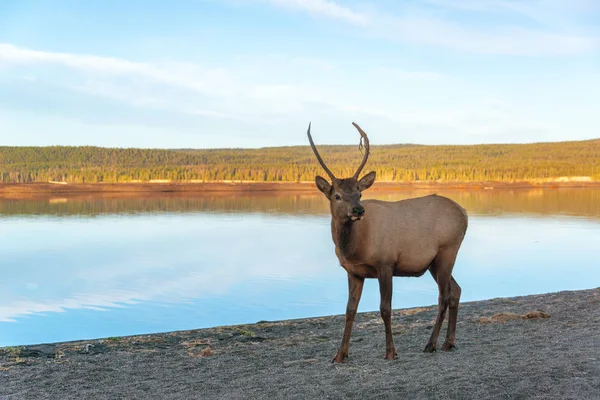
[1,288,598,399]
[1,180,599,198]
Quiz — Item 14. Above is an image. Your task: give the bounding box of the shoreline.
[1,180,599,198]
[2,287,598,399]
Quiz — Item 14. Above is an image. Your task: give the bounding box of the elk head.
[307,122,376,222]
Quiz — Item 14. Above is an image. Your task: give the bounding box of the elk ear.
[358,171,376,192]
[315,175,332,198]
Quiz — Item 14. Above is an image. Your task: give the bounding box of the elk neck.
[331,217,362,260]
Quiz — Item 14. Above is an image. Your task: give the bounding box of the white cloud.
[376,15,597,56]
[292,56,337,70]
[0,43,319,122]
[256,1,598,56]
[372,67,445,80]
[1,43,153,76]
[264,0,369,25]
[0,43,214,95]
[1,41,597,147]
[423,0,600,21]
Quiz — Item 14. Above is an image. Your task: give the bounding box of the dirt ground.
[1,288,598,400]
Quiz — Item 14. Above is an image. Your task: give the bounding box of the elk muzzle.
[349,205,365,221]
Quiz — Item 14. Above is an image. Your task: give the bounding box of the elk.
[307,122,468,363]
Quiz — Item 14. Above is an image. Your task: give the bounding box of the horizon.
[1,134,600,151]
[1,1,599,149]
[1,134,599,152]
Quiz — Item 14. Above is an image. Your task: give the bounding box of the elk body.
[307,122,468,363]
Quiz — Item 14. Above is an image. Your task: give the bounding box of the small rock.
[477,310,551,324]
[78,343,110,355]
[523,311,551,319]
[480,312,523,323]
[200,347,213,357]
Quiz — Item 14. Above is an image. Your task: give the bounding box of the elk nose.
[353,206,365,216]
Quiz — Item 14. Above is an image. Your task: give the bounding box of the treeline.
[0,139,598,184]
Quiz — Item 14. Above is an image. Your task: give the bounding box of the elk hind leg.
[441,277,461,351]
[424,250,457,353]
[378,267,397,360]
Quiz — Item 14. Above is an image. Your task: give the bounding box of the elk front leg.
[378,267,397,360]
[332,272,364,363]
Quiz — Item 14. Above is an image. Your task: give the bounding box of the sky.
[0,0,599,148]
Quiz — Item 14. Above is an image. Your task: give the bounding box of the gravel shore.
[1,288,598,400]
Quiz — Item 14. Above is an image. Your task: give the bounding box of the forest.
[0,138,598,184]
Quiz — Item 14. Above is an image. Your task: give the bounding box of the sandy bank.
[1,288,598,399]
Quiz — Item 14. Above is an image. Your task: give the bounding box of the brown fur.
[308,122,469,362]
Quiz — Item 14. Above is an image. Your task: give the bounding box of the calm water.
[1,188,599,347]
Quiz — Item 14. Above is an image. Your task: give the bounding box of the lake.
[1,188,599,347]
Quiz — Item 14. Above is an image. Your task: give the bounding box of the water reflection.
[1,187,599,219]
[0,189,598,346]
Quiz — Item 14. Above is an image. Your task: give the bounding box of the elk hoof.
[423,343,437,353]
[331,351,347,363]
[384,349,397,360]
[441,342,456,352]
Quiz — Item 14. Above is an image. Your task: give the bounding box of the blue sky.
[0,0,599,148]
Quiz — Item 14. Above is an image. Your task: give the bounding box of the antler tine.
[351,122,370,179]
[307,122,336,181]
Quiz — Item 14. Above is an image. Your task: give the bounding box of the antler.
[351,122,370,179]
[307,122,336,181]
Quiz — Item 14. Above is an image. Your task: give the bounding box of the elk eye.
[335,194,341,201]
